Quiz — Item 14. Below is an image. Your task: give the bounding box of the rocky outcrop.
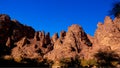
[51,33,59,43]
[1,14,120,66]
[93,16,120,51]
[60,30,66,39]
[11,31,53,62]
[44,24,92,61]
[10,20,35,42]
[0,14,35,45]
[0,14,11,44]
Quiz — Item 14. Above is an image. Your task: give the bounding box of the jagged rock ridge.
[0,14,120,67]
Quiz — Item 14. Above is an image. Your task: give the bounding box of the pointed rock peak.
[34,31,40,41]
[97,22,103,28]
[52,33,59,39]
[52,33,59,43]
[104,16,113,24]
[41,31,45,36]
[45,32,50,38]
[60,30,66,39]
[68,24,83,33]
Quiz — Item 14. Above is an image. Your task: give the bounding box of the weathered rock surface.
[0,14,120,64]
[44,24,92,61]
[11,31,53,62]
[0,14,35,45]
[93,16,120,51]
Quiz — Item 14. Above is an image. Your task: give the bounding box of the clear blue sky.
[0,0,118,36]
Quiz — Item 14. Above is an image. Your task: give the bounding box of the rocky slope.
[0,14,120,67]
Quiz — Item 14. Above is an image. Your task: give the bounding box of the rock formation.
[44,24,92,61]
[0,14,120,67]
[92,16,120,56]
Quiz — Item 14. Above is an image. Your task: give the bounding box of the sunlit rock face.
[94,16,120,51]
[12,32,53,62]
[44,24,92,61]
[1,14,120,64]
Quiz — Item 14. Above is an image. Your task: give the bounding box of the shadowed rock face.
[0,14,120,64]
[0,14,35,44]
[0,14,35,56]
[0,14,11,44]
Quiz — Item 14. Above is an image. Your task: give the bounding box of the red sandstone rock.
[1,14,120,64]
[44,24,92,61]
[52,33,59,43]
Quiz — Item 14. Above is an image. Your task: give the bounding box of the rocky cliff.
[0,14,120,67]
